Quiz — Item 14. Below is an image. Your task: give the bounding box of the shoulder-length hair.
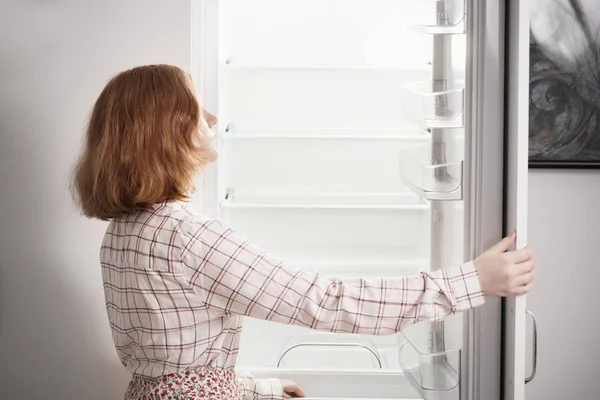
[72,64,216,220]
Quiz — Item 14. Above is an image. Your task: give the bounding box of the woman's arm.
[180,217,488,333]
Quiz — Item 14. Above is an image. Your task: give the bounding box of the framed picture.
[528,0,600,168]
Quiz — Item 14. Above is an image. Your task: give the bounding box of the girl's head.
[72,64,217,220]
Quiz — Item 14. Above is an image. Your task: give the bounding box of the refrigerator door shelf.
[406,0,465,35]
[398,314,463,399]
[398,325,461,400]
[400,81,465,128]
[398,143,463,201]
[399,341,460,392]
[405,115,464,130]
[407,21,465,36]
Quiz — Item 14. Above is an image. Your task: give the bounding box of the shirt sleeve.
[181,218,486,334]
[237,371,283,400]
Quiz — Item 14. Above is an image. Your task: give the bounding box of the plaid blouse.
[100,201,485,399]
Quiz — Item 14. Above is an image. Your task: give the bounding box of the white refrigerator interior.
[197,1,479,399]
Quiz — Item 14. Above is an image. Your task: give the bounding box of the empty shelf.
[221,62,432,72]
[220,125,430,141]
[278,257,430,276]
[299,260,429,282]
[221,133,428,141]
[399,143,463,201]
[400,80,465,128]
[221,190,429,210]
[296,259,428,269]
[221,202,428,211]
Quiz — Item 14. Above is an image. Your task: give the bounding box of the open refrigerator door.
[192,1,532,399]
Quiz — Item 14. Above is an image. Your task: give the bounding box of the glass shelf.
[407,0,466,35]
[221,190,429,210]
[293,259,429,279]
[400,80,465,128]
[221,61,433,72]
[219,202,430,263]
[221,65,431,132]
[220,125,430,141]
[399,143,463,201]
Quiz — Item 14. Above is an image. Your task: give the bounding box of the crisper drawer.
[221,206,430,262]
[238,321,410,371]
[220,136,428,194]
[247,369,421,400]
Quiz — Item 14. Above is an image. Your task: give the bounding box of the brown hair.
[72,64,216,220]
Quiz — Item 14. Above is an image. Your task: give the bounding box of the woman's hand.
[281,379,305,398]
[474,232,535,296]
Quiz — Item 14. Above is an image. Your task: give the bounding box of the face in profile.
[197,108,219,160]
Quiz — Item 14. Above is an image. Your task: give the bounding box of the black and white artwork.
[529,0,600,168]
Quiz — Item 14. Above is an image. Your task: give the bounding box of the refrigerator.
[191,1,535,399]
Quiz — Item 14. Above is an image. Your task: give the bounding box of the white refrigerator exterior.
[503,0,533,399]
[191,1,532,399]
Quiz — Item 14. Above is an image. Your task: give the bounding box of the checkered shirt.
[100,201,485,399]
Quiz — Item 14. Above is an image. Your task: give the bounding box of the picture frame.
[528,0,600,169]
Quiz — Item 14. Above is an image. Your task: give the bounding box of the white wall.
[526,170,600,399]
[0,1,192,398]
[4,2,600,399]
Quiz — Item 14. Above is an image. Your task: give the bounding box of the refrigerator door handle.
[525,309,538,384]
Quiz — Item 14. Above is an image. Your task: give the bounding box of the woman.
[72,65,534,400]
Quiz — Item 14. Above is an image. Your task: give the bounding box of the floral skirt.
[125,367,242,400]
